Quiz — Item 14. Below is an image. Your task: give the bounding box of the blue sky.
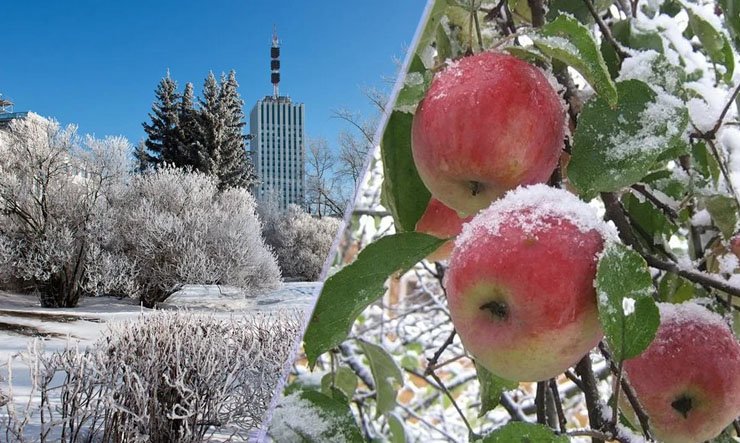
[1,1,426,151]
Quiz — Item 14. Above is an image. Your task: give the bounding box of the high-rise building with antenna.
[249,27,306,210]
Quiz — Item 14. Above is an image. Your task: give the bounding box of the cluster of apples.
[410,51,740,442]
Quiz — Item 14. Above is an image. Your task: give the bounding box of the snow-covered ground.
[0,283,320,442]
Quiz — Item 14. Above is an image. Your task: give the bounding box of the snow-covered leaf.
[596,243,660,362]
[569,80,688,198]
[478,422,568,442]
[381,111,432,232]
[272,388,364,442]
[476,362,518,417]
[303,233,445,366]
[531,14,618,106]
[686,3,735,83]
[718,0,740,50]
[360,341,403,418]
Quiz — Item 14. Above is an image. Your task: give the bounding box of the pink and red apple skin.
[730,234,740,258]
[622,304,740,443]
[415,198,473,261]
[444,212,604,382]
[411,52,565,216]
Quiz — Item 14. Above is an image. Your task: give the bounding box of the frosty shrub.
[108,167,281,306]
[0,113,129,307]
[261,204,341,281]
[0,310,303,442]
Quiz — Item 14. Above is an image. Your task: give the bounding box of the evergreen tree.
[176,82,200,170]
[194,72,222,179]
[141,72,180,169]
[217,70,255,189]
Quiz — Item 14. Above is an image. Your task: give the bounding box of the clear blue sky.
[1,0,426,150]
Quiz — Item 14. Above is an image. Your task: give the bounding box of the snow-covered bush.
[0,113,129,307]
[106,167,281,306]
[261,204,341,281]
[0,310,302,442]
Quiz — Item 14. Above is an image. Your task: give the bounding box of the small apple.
[412,52,565,216]
[415,198,473,261]
[444,185,614,382]
[622,302,740,443]
[730,234,740,258]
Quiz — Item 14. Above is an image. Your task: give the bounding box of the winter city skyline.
[0,1,425,153]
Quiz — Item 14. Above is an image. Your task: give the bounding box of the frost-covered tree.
[262,204,341,281]
[107,167,280,307]
[140,72,180,169]
[175,81,200,169]
[216,70,255,189]
[0,113,129,307]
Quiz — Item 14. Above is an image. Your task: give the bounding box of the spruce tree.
[176,82,200,170]
[141,72,180,168]
[195,72,223,178]
[217,70,255,189]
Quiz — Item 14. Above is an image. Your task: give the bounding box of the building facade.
[249,97,305,209]
[249,29,306,210]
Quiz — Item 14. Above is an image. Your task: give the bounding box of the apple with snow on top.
[411,51,566,216]
[622,302,740,443]
[415,197,473,261]
[444,185,615,382]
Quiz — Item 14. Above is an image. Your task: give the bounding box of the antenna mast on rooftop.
[271,25,281,98]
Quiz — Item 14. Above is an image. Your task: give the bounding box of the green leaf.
[718,0,740,50]
[359,341,403,418]
[504,46,550,65]
[546,0,612,24]
[612,20,664,53]
[657,273,696,303]
[686,4,735,83]
[387,412,408,443]
[417,0,451,54]
[622,192,677,241]
[531,14,617,106]
[435,22,453,62]
[692,141,721,184]
[569,80,689,198]
[705,194,739,239]
[321,366,358,402]
[478,422,569,442]
[596,243,660,361]
[380,111,432,231]
[476,362,518,417]
[395,72,431,113]
[303,232,445,366]
[271,388,364,442]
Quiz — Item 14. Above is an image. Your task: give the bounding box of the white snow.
[622,297,636,316]
[606,91,685,161]
[717,253,739,274]
[658,300,729,330]
[456,185,619,254]
[268,391,348,443]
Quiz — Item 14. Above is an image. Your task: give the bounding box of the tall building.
[249,28,306,210]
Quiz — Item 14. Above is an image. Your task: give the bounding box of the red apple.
[730,234,740,258]
[415,198,473,261]
[622,302,740,443]
[412,52,565,216]
[444,185,614,382]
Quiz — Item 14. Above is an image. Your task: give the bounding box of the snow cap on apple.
[623,302,740,443]
[412,51,566,216]
[445,184,617,382]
